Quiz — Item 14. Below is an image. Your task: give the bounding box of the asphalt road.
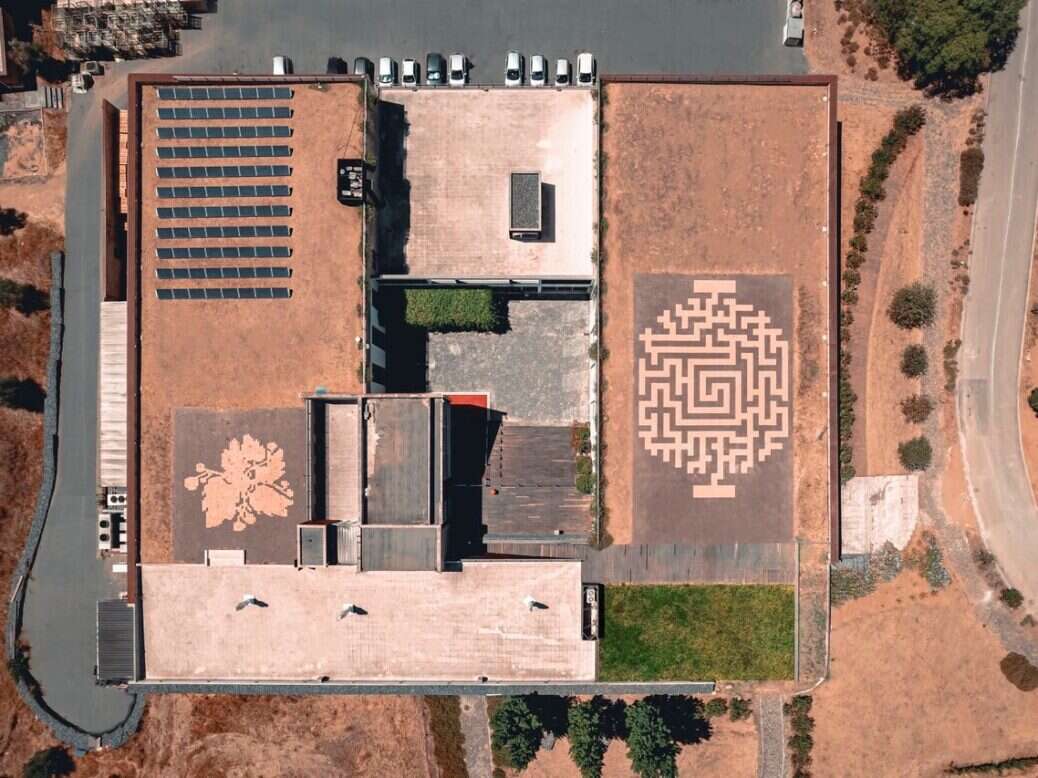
[958,0,1038,606]
[15,0,804,735]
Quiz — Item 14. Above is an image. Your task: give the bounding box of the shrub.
[571,422,591,454]
[568,700,607,778]
[1000,652,1038,692]
[905,532,951,590]
[898,436,933,470]
[893,105,927,136]
[900,344,929,377]
[842,268,861,287]
[901,394,934,423]
[846,250,865,269]
[424,697,468,778]
[0,377,46,413]
[849,233,868,252]
[625,700,678,778]
[490,696,542,771]
[404,288,503,332]
[1029,388,1038,416]
[0,278,46,315]
[888,283,936,329]
[576,455,593,477]
[22,747,74,778]
[703,698,728,719]
[959,147,985,206]
[576,471,595,495]
[1000,588,1024,609]
[729,697,753,721]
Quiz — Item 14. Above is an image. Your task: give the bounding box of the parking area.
[376,88,595,279]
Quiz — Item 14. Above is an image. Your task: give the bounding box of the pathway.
[757,693,785,778]
[458,696,492,778]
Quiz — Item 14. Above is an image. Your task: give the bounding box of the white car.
[577,52,595,85]
[272,55,291,75]
[530,55,547,86]
[448,53,467,86]
[378,56,396,85]
[402,58,418,86]
[505,50,523,86]
[555,58,571,86]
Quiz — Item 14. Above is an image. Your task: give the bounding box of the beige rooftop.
[141,559,595,682]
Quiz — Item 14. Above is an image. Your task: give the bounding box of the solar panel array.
[157,164,292,179]
[157,246,292,259]
[157,185,291,199]
[157,106,292,120]
[156,287,292,300]
[157,145,292,160]
[157,126,292,140]
[153,84,297,301]
[157,205,291,219]
[157,225,291,239]
[157,86,293,101]
[156,266,292,280]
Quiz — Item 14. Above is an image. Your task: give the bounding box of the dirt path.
[459,696,491,778]
[756,694,785,778]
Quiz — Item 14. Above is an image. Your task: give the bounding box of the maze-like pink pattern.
[637,279,790,498]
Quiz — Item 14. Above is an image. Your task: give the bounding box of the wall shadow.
[374,100,411,274]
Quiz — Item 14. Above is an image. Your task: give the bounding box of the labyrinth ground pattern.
[637,279,790,498]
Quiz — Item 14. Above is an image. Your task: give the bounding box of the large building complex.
[98,70,837,688]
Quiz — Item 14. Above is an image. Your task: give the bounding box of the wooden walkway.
[486,542,797,584]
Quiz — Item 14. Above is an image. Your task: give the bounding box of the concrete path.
[757,694,785,778]
[958,0,1038,607]
[458,696,492,778]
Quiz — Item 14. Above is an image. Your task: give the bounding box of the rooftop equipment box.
[509,171,542,239]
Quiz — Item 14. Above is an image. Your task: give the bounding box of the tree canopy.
[869,0,1027,94]
[568,700,607,778]
[490,696,543,771]
[624,700,678,778]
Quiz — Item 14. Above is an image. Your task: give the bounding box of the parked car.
[577,52,595,85]
[378,56,397,85]
[402,58,418,86]
[426,52,446,85]
[326,56,348,74]
[555,58,571,86]
[448,53,467,86]
[353,56,373,80]
[273,55,291,75]
[530,55,547,86]
[505,50,523,86]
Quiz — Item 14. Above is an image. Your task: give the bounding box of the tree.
[1028,387,1038,416]
[900,394,934,423]
[624,700,678,778]
[703,698,728,719]
[490,696,542,771]
[568,700,607,778]
[900,344,928,377]
[999,588,1024,609]
[868,0,1028,95]
[888,283,936,329]
[898,436,933,471]
[22,746,74,778]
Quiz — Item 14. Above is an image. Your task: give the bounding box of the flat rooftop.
[140,560,595,682]
[132,78,367,563]
[599,80,834,546]
[375,88,595,279]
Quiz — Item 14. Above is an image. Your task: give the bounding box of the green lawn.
[598,584,795,681]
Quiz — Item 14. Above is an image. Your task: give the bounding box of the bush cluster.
[900,394,934,423]
[999,588,1024,610]
[404,288,503,332]
[703,698,728,719]
[898,435,933,470]
[905,531,951,590]
[900,344,928,377]
[576,455,595,495]
[840,106,927,482]
[784,695,815,778]
[958,147,985,207]
[831,542,904,606]
[888,283,937,329]
[1000,652,1038,692]
[1028,388,1038,416]
[729,697,753,722]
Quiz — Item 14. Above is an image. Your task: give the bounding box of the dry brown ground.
[71,695,435,778]
[1019,240,1038,508]
[517,716,757,778]
[599,82,832,546]
[812,572,1038,777]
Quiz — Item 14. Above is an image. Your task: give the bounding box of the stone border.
[132,681,716,696]
[3,251,145,752]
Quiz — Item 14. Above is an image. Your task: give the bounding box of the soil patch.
[1019,240,1038,510]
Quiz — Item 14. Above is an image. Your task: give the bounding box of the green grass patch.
[404,288,503,332]
[599,584,795,681]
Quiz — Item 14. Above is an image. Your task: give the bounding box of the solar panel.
[156,246,292,259]
[155,165,292,179]
[155,287,293,300]
[156,145,293,160]
[156,205,292,219]
[156,106,292,120]
[156,126,292,140]
[156,225,292,239]
[155,266,292,280]
[157,86,294,100]
[156,185,291,199]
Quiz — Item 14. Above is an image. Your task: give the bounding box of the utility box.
[509,171,542,239]
[337,158,365,206]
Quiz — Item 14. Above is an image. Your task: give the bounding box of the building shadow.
[374,100,411,274]
[375,286,427,392]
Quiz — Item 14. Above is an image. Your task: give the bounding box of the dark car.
[353,56,374,80]
[426,52,445,85]
[326,56,348,74]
